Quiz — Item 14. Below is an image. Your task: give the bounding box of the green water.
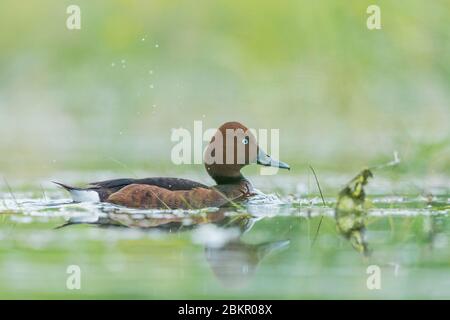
[0,173,448,299]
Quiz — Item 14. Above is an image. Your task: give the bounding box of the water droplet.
[155,43,159,48]
[121,59,126,64]
[149,70,153,74]
[111,62,116,67]
[149,84,154,89]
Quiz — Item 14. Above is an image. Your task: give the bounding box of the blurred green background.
[0,0,449,180]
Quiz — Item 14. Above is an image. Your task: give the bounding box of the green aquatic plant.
[335,168,373,256]
[309,165,326,248]
[334,152,401,255]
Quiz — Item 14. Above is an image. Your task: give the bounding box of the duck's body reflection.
[205,238,289,288]
[58,208,290,288]
[195,213,290,288]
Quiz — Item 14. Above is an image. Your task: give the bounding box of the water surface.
[0,173,449,299]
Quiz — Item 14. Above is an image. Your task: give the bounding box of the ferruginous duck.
[55,121,290,209]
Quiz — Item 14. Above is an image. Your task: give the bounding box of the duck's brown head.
[204,121,290,184]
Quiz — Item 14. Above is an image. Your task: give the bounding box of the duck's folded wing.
[106,184,245,209]
[89,177,208,196]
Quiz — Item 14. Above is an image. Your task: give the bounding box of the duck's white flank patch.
[69,189,100,202]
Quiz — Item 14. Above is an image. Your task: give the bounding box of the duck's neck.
[211,175,255,199]
[212,173,246,185]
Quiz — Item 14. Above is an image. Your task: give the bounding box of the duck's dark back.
[90,177,209,201]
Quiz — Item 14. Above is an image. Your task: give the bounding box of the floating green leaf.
[335,168,373,256]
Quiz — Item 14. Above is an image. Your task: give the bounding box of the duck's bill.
[256,149,290,170]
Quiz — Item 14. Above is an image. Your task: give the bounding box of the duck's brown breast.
[106,183,249,209]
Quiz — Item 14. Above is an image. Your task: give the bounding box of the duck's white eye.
[242,138,249,145]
